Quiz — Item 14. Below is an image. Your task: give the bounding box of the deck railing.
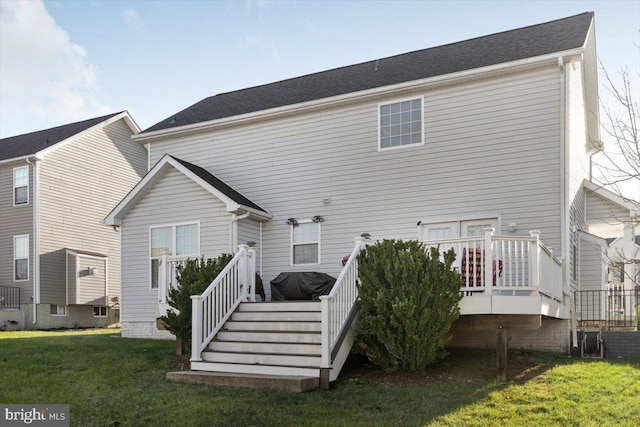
[423,228,563,302]
[575,288,639,330]
[0,286,20,310]
[320,236,368,372]
[158,254,190,304]
[190,245,255,362]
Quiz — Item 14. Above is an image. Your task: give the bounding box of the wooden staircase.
[190,301,323,379]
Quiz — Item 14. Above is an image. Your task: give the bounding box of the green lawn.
[1,329,638,427]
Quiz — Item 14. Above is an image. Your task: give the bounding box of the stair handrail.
[320,235,369,372]
[190,245,255,362]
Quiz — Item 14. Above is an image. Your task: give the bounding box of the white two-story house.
[105,13,637,385]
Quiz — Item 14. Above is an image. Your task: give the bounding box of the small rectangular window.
[50,305,67,316]
[93,306,107,317]
[14,235,29,281]
[292,221,320,265]
[13,166,29,205]
[379,98,423,150]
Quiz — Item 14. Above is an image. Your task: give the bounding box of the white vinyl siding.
[14,235,29,281]
[291,221,320,265]
[379,98,423,150]
[145,66,563,288]
[121,168,231,324]
[13,166,29,205]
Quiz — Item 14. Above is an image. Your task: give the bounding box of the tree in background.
[355,240,462,372]
[159,254,233,355]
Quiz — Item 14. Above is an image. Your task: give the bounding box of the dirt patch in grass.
[340,348,565,387]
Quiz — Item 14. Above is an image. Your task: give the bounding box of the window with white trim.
[93,306,107,317]
[14,235,29,281]
[291,221,320,265]
[50,305,67,316]
[13,166,29,205]
[150,223,199,288]
[379,98,423,150]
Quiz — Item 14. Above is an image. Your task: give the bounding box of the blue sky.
[0,0,638,139]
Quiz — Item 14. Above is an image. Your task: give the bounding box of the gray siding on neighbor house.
[77,256,107,305]
[579,237,605,291]
[121,168,234,322]
[0,161,34,304]
[585,191,630,225]
[146,67,564,286]
[38,119,147,305]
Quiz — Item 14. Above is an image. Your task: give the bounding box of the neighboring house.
[105,13,637,383]
[0,112,148,329]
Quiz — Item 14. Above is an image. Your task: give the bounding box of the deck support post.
[496,328,507,381]
[320,368,330,390]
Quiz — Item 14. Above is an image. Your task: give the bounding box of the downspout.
[27,157,40,324]
[230,212,250,252]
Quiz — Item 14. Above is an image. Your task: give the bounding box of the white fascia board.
[577,230,608,246]
[583,179,639,213]
[104,154,271,225]
[0,154,36,164]
[133,47,585,143]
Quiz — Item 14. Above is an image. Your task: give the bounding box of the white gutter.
[133,47,585,143]
[26,157,40,324]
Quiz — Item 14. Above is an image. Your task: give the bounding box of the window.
[50,305,67,316]
[150,223,199,288]
[13,166,28,205]
[379,98,423,150]
[93,306,107,317]
[292,221,320,265]
[13,235,29,281]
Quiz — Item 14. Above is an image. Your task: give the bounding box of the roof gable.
[143,12,593,134]
[583,180,640,214]
[0,111,139,162]
[104,155,271,225]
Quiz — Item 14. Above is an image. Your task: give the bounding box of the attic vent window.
[379,98,424,150]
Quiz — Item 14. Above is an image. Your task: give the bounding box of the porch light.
[312,215,324,223]
[286,218,298,226]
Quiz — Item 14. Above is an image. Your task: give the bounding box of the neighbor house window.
[291,221,320,265]
[13,235,29,281]
[150,223,199,288]
[93,306,107,317]
[50,305,67,316]
[379,98,423,150]
[13,166,28,205]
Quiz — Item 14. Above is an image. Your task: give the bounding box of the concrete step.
[208,340,321,355]
[223,321,321,332]
[238,301,320,312]
[167,370,318,393]
[190,361,320,379]
[216,330,321,344]
[231,311,321,322]
[201,351,321,368]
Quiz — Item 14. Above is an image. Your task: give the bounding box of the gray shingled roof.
[170,156,268,213]
[144,12,593,134]
[0,112,124,161]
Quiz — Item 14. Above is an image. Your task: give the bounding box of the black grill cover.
[270,272,336,301]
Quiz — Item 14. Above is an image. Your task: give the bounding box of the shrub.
[159,254,233,354]
[356,239,462,372]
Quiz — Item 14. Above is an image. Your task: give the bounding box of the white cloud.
[0,0,111,137]
[123,7,144,31]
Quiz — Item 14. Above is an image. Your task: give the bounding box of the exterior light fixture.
[286,218,298,226]
[312,215,324,223]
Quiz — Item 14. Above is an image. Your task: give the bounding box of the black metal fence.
[575,289,639,330]
[0,286,21,310]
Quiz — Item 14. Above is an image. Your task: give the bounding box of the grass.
[1,329,639,426]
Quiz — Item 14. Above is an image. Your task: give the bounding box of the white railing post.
[247,245,256,302]
[484,228,494,294]
[320,295,330,368]
[159,253,168,303]
[237,244,249,300]
[191,295,203,361]
[529,230,541,291]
